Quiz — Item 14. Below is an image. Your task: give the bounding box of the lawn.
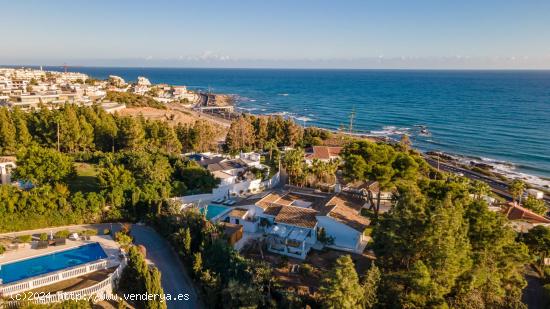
[68,163,100,193]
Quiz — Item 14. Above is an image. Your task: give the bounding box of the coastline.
[199,100,550,193]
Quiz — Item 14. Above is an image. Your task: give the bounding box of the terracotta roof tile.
[502,202,550,224]
[326,193,370,232]
[306,146,343,160]
[228,208,248,218]
[274,206,318,229]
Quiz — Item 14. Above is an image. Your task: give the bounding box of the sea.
[43,67,550,187]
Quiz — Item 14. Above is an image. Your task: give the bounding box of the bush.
[17,235,32,243]
[363,227,373,236]
[54,230,71,239]
[115,231,133,248]
[82,229,98,236]
[300,263,315,276]
[39,233,48,241]
[104,228,111,235]
[0,245,5,254]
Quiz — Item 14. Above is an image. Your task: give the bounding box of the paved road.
[130,225,202,309]
[425,157,550,205]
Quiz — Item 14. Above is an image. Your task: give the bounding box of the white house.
[229,189,370,259]
[0,158,16,185]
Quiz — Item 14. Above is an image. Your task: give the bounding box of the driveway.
[130,224,202,309]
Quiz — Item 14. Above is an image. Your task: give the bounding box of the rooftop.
[501,202,550,224]
[305,146,343,161]
[274,206,318,229]
[326,194,370,231]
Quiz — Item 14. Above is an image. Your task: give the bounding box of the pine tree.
[192,252,203,276]
[226,117,255,152]
[363,262,381,309]
[0,107,17,154]
[145,267,167,309]
[12,108,32,146]
[319,255,363,308]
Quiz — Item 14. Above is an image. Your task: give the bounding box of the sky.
[1,0,550,69]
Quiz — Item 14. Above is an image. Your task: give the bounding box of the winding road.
[130,224,202,309]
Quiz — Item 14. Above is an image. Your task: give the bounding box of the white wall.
[316,216,361,251]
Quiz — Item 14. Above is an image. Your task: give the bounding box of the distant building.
[305,146,343,164]
[500,202,550,232]
[0,157,16,185]
[137,76,151,86]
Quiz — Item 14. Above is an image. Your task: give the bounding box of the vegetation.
[119,245,167,309]
[13,146,76,185]
[523,195,548,215]
[105,91,166,109]
[522,226,550,273]
[151,210,275,308]
[509,179,526,203]
[0,105,219,232]
[17,234,32,243]
[224,114,333,154]
[372,179,529,308]
[319,255,363,308]
[54,230,71,239]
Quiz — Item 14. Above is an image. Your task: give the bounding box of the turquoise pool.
[0,242,107,284]
[200,204,229,220]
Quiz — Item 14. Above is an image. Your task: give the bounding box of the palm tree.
[509,179,526,203]
[264,139,277,162]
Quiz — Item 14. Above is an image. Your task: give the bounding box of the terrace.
[266,225,313,260]
[0,229,123,298]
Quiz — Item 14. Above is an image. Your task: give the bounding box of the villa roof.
[212,170,235,179]
[257,190,335,215]
[305,146,343,161]
[326,193,370,232]
[501,202,550,224]
[228,207,249,218]
[207,159,246,172]
[345,180,380,192]
[263,205,283,216]
[274,206,318,229]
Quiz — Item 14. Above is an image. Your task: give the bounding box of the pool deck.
[0,235,121,268]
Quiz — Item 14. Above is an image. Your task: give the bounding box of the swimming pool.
[200,204,230,220]
[0,242,107,284]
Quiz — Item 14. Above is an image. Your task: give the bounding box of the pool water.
[0,242,107,284]
[200,205,229,220]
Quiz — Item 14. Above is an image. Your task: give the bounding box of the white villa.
[0,157,16,185]
[219,189,371,259]
[189,152,270,196]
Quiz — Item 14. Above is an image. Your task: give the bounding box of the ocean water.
[46,67,550,185]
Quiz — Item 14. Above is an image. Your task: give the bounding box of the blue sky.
[1,0,549,68]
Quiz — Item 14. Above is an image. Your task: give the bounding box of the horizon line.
[2,63,550,71]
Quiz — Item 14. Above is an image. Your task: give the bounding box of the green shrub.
[39,233,48,241]
[103,228,111,235]
[82,229,98,236]
[54,230,71,239]
[17,235,32,243]
[363,227,374,236]
[0,245,5,254]
[115,231,133,248]
[300,263,315,276]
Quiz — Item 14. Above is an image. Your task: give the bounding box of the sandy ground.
[118,105,230,128]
